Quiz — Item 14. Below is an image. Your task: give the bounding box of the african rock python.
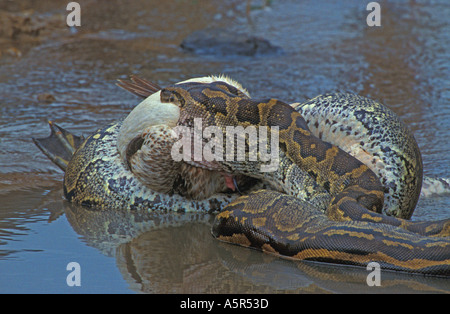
[160,81,450,276]
[34,75,450,276]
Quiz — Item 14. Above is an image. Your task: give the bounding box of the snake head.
[160,82,214,108]
[160,87,186,107]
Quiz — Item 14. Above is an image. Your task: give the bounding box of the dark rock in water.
[180,28,283,57]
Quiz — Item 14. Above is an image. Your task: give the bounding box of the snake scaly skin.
[160,81,450,276]
[62,121,236,211]
[34,76,261,212]
[33,76,450,276]
[293,94,422,219]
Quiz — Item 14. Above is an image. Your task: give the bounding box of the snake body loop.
[160,81,450,276]
[294,93,423,219]
[34,76,450,276]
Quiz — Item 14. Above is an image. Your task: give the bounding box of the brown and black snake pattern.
[160,81,450,276]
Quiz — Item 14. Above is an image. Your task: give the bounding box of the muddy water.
[0,0,449,293]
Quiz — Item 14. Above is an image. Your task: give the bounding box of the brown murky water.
[0,0,449,293]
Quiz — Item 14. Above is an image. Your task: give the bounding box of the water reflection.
[65,203,449,293]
